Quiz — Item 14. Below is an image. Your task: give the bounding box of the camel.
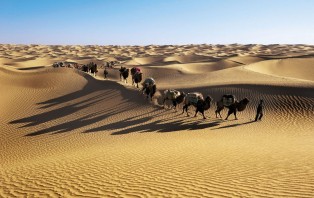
[215,94,250,120]
[131,67,142,88]
[52,62,63,68]
[119,67,129,83]
[182,92,212,119]
[163,89,186,109]
[142,77,156,101]
[131,67,140,76]
[133,72,142,88]
[82,64,88,72]
[104,68,108,79]
[89,63,98,77]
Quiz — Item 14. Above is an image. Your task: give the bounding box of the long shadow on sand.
[10,72,314,137]
[8,72,153,136]
[211,120,255,130]
[84,109,222,135]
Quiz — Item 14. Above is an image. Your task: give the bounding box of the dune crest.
[1,44,314,197]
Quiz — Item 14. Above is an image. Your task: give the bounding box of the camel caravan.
[122,68,250,120]
[163,90,250,120]
[82,62,98,76]
[53,61,253,121]
[53,61,79,68]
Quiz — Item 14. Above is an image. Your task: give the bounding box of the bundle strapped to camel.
[135,67,141,73]
[222,94,236,107]
[165,90,180,100]
[143,78,155,87]
[188,93,204,105]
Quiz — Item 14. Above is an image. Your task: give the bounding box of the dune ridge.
[1,44,314,197]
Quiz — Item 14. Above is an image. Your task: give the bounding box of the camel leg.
[216,106,223,119]
[186,105,190,116]
[150,93,153,101]
[182,105,189,116]
[225,109,232,120]
[216,108,223,119]
[218,110,222,119]
[194,109,198,117]
[173,101,177,110]
[234,110,238,120]
[136,83,139,88]
[201,111,206,119]
[163,98,168,109]
[182,105,186,114]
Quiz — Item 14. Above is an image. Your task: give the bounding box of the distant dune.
[0,44,314,197]
[245,58,314,81]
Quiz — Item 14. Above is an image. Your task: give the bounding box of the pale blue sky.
[1,0,313,45]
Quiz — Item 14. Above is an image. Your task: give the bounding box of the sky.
[1,0,314,45]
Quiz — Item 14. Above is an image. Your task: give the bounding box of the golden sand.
[1,44,314,197]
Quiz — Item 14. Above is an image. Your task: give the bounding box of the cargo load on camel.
[143,77,155,87]
[222,94,236,107]
[188,93,204,105]
[164,89,181,100]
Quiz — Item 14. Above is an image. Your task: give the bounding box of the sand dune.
[163,54,214,64]
[245,58,314,81]
[1,44,314,197]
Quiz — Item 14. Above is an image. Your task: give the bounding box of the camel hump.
[221,94,236,107]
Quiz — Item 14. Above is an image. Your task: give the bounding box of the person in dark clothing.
[255,99,264,121]
[104,68,108,79]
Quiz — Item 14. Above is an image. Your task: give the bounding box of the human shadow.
[211,120,255,130]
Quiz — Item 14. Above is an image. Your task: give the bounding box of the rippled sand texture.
[1,44,314,197]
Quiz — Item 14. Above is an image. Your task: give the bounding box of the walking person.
[104,68,108,79]
[255,99,264,121]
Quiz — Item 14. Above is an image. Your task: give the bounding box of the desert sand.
[1,44,314,197]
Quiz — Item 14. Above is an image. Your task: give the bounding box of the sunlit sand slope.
[1,44,314,197]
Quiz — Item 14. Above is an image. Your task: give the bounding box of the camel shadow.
[8,73,152,136]
[211,120,255,130]
[84,109,222,135]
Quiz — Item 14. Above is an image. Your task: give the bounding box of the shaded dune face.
[1,44,314,197]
